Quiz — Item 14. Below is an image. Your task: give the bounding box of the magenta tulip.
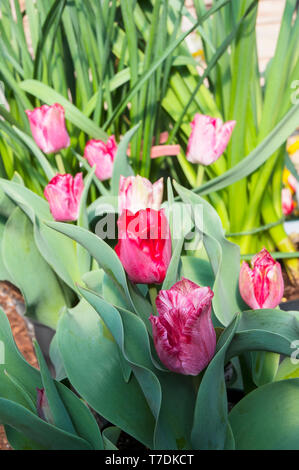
[239,248,284,310]
[26,103,70,154]
[186,113,236,165]
[84,136,117,181]
[44,173,84,222]
[118,175,164,215]
[149,278,216,376]
[115,208,171,284]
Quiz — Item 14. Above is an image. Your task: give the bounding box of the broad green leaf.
[191,315,240,450]
[56,299,156,447]
[2,209,65,329]
[229,379,299,449]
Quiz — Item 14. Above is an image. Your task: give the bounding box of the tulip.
[186,113,236,165]
[239,248,284,310]
[149,278,216,376]
[36,388,54,424]
[282,188,296,216]
[44,173,84,222]
[118,175,164,215]
[84,136,117,181]
[26,103,70,154]
[115,208,171,284]
[282,168,297,194]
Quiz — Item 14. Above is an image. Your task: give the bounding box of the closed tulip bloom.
[118,175,164,215]
[44,173,84,222]
[239,248,284,310]
[149,278,216,376]
[26,103,70,154]
[187,114,236,165]
[84,136,117,181]
[282,188,296,216]
[115,208,171,284]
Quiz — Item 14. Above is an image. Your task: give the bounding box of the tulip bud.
[282,188,296,216]
[115,208,171,284]
[239,248,284,310]
[149,278,216,376]
[26,103,70,154]
[44,173,84,222]
[186,114,236,165]
[36,388,54,424]
[84,136,117,181]
[118,175,164,215]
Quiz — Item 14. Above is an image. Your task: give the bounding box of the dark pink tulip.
[26,103,70,154]
[239,248,284,309]
[84,136,117,181]
[36,388,54,424]
[187,113,236,165]
[118,175,164,215]
[149,278,216,376]
[115,208,171,284]
[44,173,84,222]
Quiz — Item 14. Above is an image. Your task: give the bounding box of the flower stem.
[149,285,158,315]
[55,154,65,174]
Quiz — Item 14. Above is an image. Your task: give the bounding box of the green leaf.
[191,315,240,450]
[229,379,299,449]
[56,299,156,448]
[2,209,65,329]
[34,341,76,435]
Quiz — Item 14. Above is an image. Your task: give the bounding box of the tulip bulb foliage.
[0,152,297,451]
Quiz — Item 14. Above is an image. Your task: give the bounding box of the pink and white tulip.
[44,173,84,222]
[115,208,171,284]
[239,248,284,310]
[282,188,296,216]
[84,136,117,181]
[26,103,70,154]
[118,175,164,215]
[149,278,216,376]
[186,114,236,165]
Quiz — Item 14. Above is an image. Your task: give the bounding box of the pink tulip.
[239,248,284,310]
[36,388,54,424]
[44,173,84,222]
[149,278,216,376]
[115,208,171,284]
[186,114,236,165]
[118,175,164,215]
[282,188,296,216]
[26,103,70,154]
[84,136,117,181]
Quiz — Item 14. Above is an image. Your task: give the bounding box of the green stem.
[55,154,65,174]
[149,285,158,315]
